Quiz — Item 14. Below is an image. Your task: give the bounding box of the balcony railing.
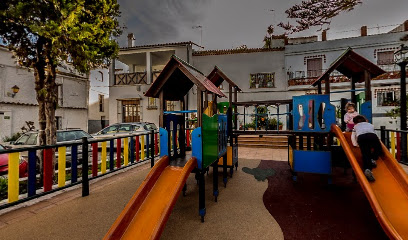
[115,71,162,85]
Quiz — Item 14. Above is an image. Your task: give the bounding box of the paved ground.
[0,148,286,240]
[0,147,406,240]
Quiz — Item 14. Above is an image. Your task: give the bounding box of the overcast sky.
[116,0,408,50]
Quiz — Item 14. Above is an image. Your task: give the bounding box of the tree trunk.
[34,37,47,186]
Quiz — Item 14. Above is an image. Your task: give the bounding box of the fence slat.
[130,137,135,163]
[109,140,114,170]
[146,134,150,159]
[116,138,121,168]
[8,152,19,203]
[101,142,107,174]
[141,135,145,160]
[27,150,37,197]
[92,143,98,177]
[397,132,401,161]
[391,131,396,158]
[43,149,53,192]
[124,138,129,166]
[155,133,159,155]
[136,136,140,162]
[58,147,66,187]
[71,145,78,183]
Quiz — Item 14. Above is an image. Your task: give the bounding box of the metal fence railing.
[0,130,159,209]
[376,126,408,166]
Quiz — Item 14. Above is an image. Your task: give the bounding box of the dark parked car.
[7,129,93,167]
[0,144,28,178]
[93,122,157,139]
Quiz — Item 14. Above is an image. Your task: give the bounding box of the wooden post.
[233,87,238,130]
[317,82,322,94]
[364,70,372,101]
[229,84,233,106]
[197,90,203,127]
[351,75,357,103]
[204,91,208,109]
[159,91,164,128]
[213,93,217,114]
[324,75,330,95]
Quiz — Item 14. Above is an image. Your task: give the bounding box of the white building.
[108,41,198,127]
[286,23,408,128]
[107,20,408,130]
[0,45,89,142]
[88,68,109,133]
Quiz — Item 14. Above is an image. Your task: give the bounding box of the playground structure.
[104,56,240,239]
[105,49,408,240]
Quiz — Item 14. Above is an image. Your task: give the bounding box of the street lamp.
[394,44,408,163]
[11,85,20,98]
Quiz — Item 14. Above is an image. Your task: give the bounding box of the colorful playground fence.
[0,130,160,209]
[377,126,408,165]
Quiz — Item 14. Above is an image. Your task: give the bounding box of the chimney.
[127,33,135,48]
[322,30,327,41]
[404,20,408,32]
[361,26,367,36]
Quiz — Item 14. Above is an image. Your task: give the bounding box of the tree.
[0,0,121,167]
[278,0,362,33]
[263,25,274,49]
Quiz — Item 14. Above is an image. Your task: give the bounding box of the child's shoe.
[364,169,375,182]
[371,160,377,168]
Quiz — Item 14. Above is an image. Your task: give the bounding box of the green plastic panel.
[202,113,219,169]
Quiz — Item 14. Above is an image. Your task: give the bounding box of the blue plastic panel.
[192,127,203,170]
[159,127,169,157]
[293,150,331,174]
[293,94,336,132]
[218,114,228,157]
[360,101,372,123]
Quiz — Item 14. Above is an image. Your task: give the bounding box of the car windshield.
[99,125,118,134]
[14,133,30,145]
[57,131,92,142]
[0,145,4,151]
[117,124,132,132]
[144,123,157,131]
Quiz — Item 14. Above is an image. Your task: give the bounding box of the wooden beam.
[317,82,322,94]
[233,87,238,130]
[159,91,164,128]
[364,70,372,101]
[351,75,357,103]
[204,92,208,109]
[324,75,330,94]
[197,90,203,127]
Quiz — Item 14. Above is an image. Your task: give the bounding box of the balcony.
[288,69,348,86]
[114,71,162,85]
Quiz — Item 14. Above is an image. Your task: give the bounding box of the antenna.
[192,25,203,46]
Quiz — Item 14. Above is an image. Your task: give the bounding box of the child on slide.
[351,115,382,182]
[344,102,359,132]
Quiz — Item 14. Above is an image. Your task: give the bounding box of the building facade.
[0,46,89,142]
[107,21,408,130]
[88,68,109,133]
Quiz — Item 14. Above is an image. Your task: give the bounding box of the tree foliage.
[0,0,122,147]
[278,0,362,33]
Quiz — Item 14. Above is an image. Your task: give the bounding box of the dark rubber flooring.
[260,160,388,240]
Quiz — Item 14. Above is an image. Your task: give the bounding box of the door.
[122,100,141,123]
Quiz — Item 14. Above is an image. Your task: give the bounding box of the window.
[377,91,400,106]
[56,116,62,130]
[118,124,132,132]
[249,73,275,88]
[377,51,394,65]
[307,58,323,77]
[26,133,38,145]
[144,123,157,131]
[147,97,157,109]
[57,85,63,107]
[122,100,141,122]
[101,125,118,134]
[97,71,104,82]
[167,101,176,111]
[99,94,104,112]
[14,133,30,145]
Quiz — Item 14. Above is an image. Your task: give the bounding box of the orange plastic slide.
[104,156,197,240]
[331,124,408,240]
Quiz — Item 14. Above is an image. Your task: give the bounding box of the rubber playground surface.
[0,148,406,239]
